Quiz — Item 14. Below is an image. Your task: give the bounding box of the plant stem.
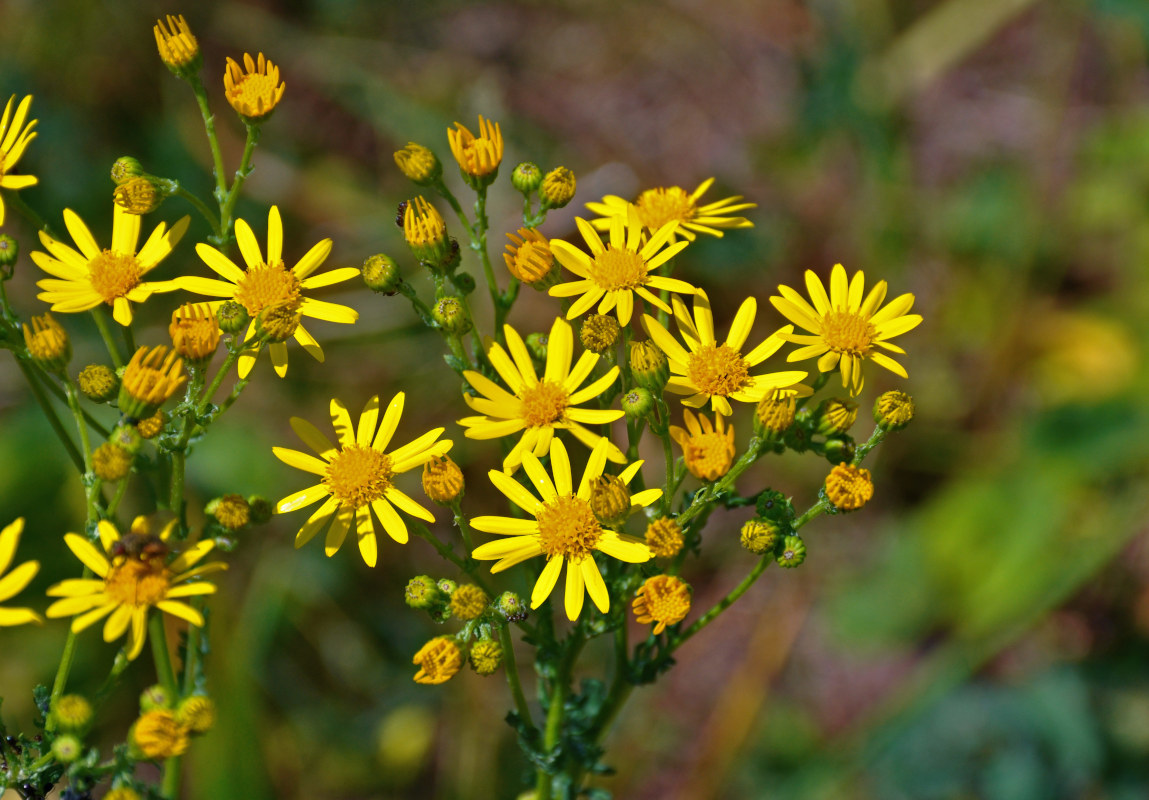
[91,306,126,368]
[852,425,887,465]
[14,358,83,472]
[45,628,80,733]
[189,74,229,209]
[216,123,261,244]
[169,184,220,230]
[150,613,183,798]
[499,624,534,729]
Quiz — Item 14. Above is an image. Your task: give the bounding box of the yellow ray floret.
[458,317,626,474]
[641,290,809,416]
[548,205,694,326]
[45,518,224,660]
[32,204,190,326]
[0,94,39,227]
[769,263,922,396]
[0,519,42,627]
[470,438,661,621]
[274,393,453,567]
[177,205,359,378]
[585,178,755,242]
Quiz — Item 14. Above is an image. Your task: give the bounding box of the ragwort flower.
[458,317,625,474]
[32,204,190,326]
[45,518,223,660]
[642,291,809,416]
[770,263,922,395]
[0,94,38,226]
[178,206,359,378]
[548,205,693,326]
[470,438,661,621]
[224,53,285,121]
[0,518,41,627]
[586,178,755,242]
[274,394,453,567]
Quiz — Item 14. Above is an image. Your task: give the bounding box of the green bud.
[740,518,780,555]
[450,270,476,295]
[621,388,654,419]
[247,495,274,525]
[0,234,18,268]
[874,390,915,431]
[436,578,458,596]
[217,300,250,335]
[362,254,402,294]
[140,684,173,712]
[109,424,144,456]
[432,296,472,336]
[526,332,549,362]
[775,536,806,568]
[495,591,528,622]
[511,162,543,195]
[405,576,442,610]
[822,437,855,465]
[111,156,146,185]
[51,735,83,763]
[629,341,669,393]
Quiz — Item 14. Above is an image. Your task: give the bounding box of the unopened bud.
[511,162,543,195]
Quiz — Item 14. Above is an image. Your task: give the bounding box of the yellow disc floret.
[633,575,691,634]
[449,584,489,621]
[824,463,873,511]
[644,516,684,558]
[223,53,285,121]
[670,410,735,481]
[324,445,393,509]
[535,495,601,561]
[686,343,750,399]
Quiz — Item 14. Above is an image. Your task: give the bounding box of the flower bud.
[740,518,780,556]
[247,495,274,524]
[113,176,166,215]
[495,591,528,622]
[525,332,549,362]
[511,162,543,195]
[140,684,173,712]
[874,390,915,431]
[432,296,472,336]
[412,636,463,685]
[207,494,250,530]
[362,253,402,294]
[23,313,71,374]
[824,464,873,511]
[504,228,560,288]
[755,387,798,436]
[217,300,250,335]
[175,695,216,734]
[110,156,146,185]
[449,584,489,621]
[540,166,576,209]
[644,516,683,558]
[403,197,450,267]
[629,340,669,393]
[405,575,443,610]
[136,409,166,439]
[93,441,134,481]
[153,15,201,78]
[52,694,94,731]
[633,575,691,634]
[450,268,475,295]
[52,735,83,763]
[469,638,503,676]
[394,142,441,186]
[0,234,18,268]
[170,302,220,365]
[812,398,858,437]
[590,474,632,529]
[580,314,620,354]
[422,455,464,504]
[78,364,119,403]
[775,535,806,568]
[822,437,855,465]
[108,424,143,456]
[132,709,189,759]
[436,578,458,597]
[621,388,654,420]
[118,346,186,420]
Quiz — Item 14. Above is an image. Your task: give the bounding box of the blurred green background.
[3,0,1149,797]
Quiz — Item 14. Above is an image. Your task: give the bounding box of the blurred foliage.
[4,0,1149,798]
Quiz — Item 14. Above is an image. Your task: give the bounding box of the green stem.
[14,358,83,472]
[91,306,126,368]
[106,475,130,516]
[852,425,887,465]
[411,521,496,598]
[216,124,261,244]
[45,627,80,733]
[169,184,220,230]
[189,74,230,209]
[197,346,242,415]
[183,598,205,696]
[121,322,137,359]
[498,624,534,730]
[676,436,766,528]
[150,612,184,798]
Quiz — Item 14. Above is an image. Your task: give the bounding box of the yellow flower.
[447,116,503,181]
[32,204,190,326]
[0,519,42,627]
[503,228,558,287]
[458,317,625,474]
[153,14,200,72]
[770,263,922,396]
[274,394,452,567]
[548,206,693,326]
[223,53,285,121]
[470,438,661,621]
[178,206,359,378]
[133,709,189,759]
[169,302,220,364]
[118,345,185,420]
[824,464,874,511]
[586,178,755,242]
[644,516,683,559]
[412,636,463,685]
[632,574,691,634]
[45,518,223,660]
[0,95,39,226]
[669,409,735,481]
[642,291,809,416]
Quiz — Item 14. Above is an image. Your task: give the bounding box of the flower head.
[540,166,576,209]
[504,228,558,288]
[874,390,915,430]
[394,142,441,185]
[403,196,449,265]
[632,575,691,634]
[169,302,220,364]
[755,386,801,434]
[643,291,809,416]
[22,313,71,374]
[153,15,200,74]
[33,205,189,326]
[586,178,755,243]
[0,95,38,226]
[0,519,41,627]
[447,116,503,185]
[470,438,660,621]
[824,464,873,511]
[450,584,489,621]
[274,394,452,567]
[133,709,189,759]
[224,53,285,122]
[46,518,223,659]
[770,263,922,396]
[412,636,463,685]
[644,516,683,559]
[548,206,693,326]
[670,409,735,481]
[178,206,359,378]
[459,317,626,474]
[118,345,185,419]
[422,455,464,504]
[469,638,503,675]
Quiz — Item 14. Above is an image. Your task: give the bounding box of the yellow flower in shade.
[133,709,189,759]
[644,516,683,559]
[458,316,625,474]
[45,518,223,660]
[169,302,220,365]
[642,291,809,416]
[273,394,453,567]
[586,178,755,242]
[470,438,661,621]
[412,636,463,685]
[223,53,285,121]
[670,409,735,481]
[770,263,922,396]
[632,575,691,634]
[0,95,39,226]
[153,14,200,72]
[32,204,190,326]
[0,519,41,627]
[177,206,359,378]
[447,116,503,182]
[548,206,693,326]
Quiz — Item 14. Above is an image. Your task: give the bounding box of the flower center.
[233,261,301,317]
[520,380,569,427]
[88,250,143,304]
[635,186,695,231]
[232,72,279,108]
[682,431,733,479]
[591,245,648,291]
[820,310,874,356]
[535,495,602,562]
[104,559,171,607]
[686,343,749,397]
[324,445,393,508]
